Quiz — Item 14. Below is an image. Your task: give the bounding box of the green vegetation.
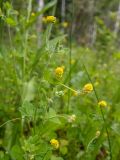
[0,0,120,160]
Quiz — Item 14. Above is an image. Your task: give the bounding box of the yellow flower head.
[46,16,56,23]
[55,67,64,78]
[62,22,68,28]
[50,139,59,149]
[31,12,35,17]
[98,100,107,107]
[83,83,93,93]
[95,130,101,137]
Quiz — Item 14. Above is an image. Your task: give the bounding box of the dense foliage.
[0,0,120,160]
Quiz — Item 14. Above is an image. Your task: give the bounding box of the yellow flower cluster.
[42,16,56,23]
[55,66,64,78]
[31,12,35,17]
[50,139,59,149]
[83,83,93,93]
[46,16,56,23]
[98,100,107,107]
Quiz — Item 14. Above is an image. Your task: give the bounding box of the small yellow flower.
[55,67,64,78]
[50,139,59,149]
[62,22,68,28]
[31,12,35,17]
[95,130,101,138]
[83,83,93,93]
[98,100,107,107]
[46,16,56,23]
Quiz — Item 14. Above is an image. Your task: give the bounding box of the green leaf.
[11,145,23,160]
[0,151,4,159]
[60,146,68,155]
[46,35,67,53]
[3,2,12,10]
[86,137,98,152]
[6,17,17,26]
[22,78,36,102]
[111,123,120,135]
[46,108,61,124]
[22,136,50,159]
[51,155,64,160]
[19,102,35,118]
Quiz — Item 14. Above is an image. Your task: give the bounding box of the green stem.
[43,115,67,123]
[42,149,51,160]
[59,83,77,93]
[67,0,74,113]
[22,0,32,138]
[33,105,38,134]
[0,117,22,128]
[23,0,32,81]
[82,61,112,160]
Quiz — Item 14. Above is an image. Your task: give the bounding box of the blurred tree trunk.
[61,0,66,22]
[87,0,96,46]
[74,0,96,46]
[114,2,120,36]
[37,0,44,46]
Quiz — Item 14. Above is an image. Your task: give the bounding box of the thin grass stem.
[82,60,112,160]
[67,0,74,113]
